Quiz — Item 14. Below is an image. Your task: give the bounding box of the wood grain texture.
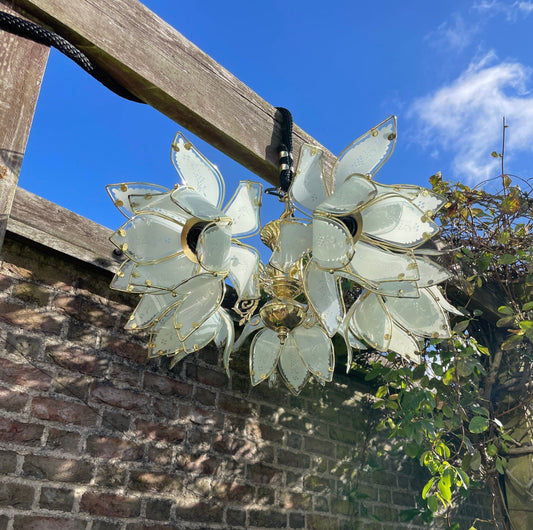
[9,0,336,187]
[8,187,123,271]
[0,0,49,250]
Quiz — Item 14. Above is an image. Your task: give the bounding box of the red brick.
[101,336,148,365]
[13,516,86,530]
[249,509,287,528]
[218,394,253,415]
[0,358,52,390]
[13,282,50,306]
[39,486,74,511]
[125,524,175,530]
[129,471,183,494]
[143,372,191,397]
[213,482,255,503]
[0,302,63,334]
[279,491,312,510]
[179,405,223,427]
[86,435,144,461]
[0,273,13,290]
[109,362,140,386]
[176,454,217,475]
[0,417,43,445]
[247,463,282,485]
[23,454,93,483]
[54,295,115,328]
[306,514,338,530]
[185,364,227,388]
[0,385,28,412]
[90,383,150,412]
[80,492,141,518]
[0,450,17,474]
[213,435,256,459]
[278,449,310,469]
[246,422,284,443]
[135,420,185,443]
[47,345,108,375]
[32,396,98,426]
[174,501,223,523]
[0,482,34,508]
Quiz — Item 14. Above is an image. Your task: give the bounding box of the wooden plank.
[8,187,122,271]
[0,1,49,251]
[9,0,336,187]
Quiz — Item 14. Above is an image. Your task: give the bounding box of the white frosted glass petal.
[223,181,262,237]
[171,132,225,208]
[316,174,377,216]
[278,334,310,394]
[168,350,190,368]
[129,191,190,224]
[361,195,439,248]
[427,286,463,316]
[384,288,452,338]
[313,215,354,270]
[389,323,421,363]
[249,328,282,386]
[170,187,224,220]
[334,268,378,292]
[415,257,452,288]
[374,280,420,298]
[110,214,182,264]
[131,253,198,291]
[110,259,138,292]
[218,309,236,377]
[181,311,221,353]
[173,275,224,340]
[233,315,264,352]
[349,329,367,350]
[229,244,260,300]
[196,221,232,273]
[269,220,312,272]
[149,309,182,357]
[292,326,334,382]
[107,183,169,218]
[332,116,396,191]
[304,262,344,337]
[350,292,392,351]
[349,241,419,283]
[373,183,445,214]
[289,143,327,213]
[125,292,180,330]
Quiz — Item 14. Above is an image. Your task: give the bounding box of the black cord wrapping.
[0,10,143,103]
[275,106,294,193]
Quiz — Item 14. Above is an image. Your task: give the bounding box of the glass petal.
[168,350,190,369]
[312,215,355,270]
[278,333,310,395]
[289,143,327,213]
[332,116,396,191]
[181,311,222,353]
[384,288,452,338]
[415,257,452,288]
[304,261,344,337]
[110,213,182,264]
[107,183,169,218]
[149,309,182,357]
[110,259,138,292]
[125,292,180,330]
[129,191,190,224]
[229,244,261,300]
[269,220,312,272]
[219,308,236,377]
[196,221,232,273]
[316,174,377,216]
[173,274,224,341]
[249,328,282,386]
[292,326,334,382]
[131,253,198,291]
[374,280,420,298]
[373,183,445,214]
[223,181,262,238]
[171,132,225,208]
[427,286,463,315]
[361,194,439,248]
[389,323,421,363]
[350,292,392,351]
[170,187,224,221]
[233,314,264,352]
[349,240,419,283]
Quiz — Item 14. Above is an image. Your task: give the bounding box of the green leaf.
[499,254,516,265]
[523,301,533,311]
[453,320,470,333]
[469,416,489,433]
[422,477,436,499]
[498,305,514,315]
[438,478,452,503]
[487,443,498,457]
[496,316,515,328]
[405,443,420,458]
[400,508,421,522]
[470,451,481,470]
[501,334,524,351]
[495,456,507,474]
[427,495,439,513]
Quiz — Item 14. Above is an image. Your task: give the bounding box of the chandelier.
[107,116,460,394]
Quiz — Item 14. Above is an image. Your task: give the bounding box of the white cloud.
[408,53,533,183]
[425,13,478,52]
[473,1,533,20]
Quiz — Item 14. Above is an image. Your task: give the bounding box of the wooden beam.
[8,0,336,187]
[0,1,49,251]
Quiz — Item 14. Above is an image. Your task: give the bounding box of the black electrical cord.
[0,10,143,103]
[275,106,295,193]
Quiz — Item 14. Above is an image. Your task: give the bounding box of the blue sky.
[18,0,533,233]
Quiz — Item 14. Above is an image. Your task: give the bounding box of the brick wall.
[0,232,493,529]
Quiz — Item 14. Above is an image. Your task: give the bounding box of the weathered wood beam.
[0,1,49,251]
[9,0,336,187]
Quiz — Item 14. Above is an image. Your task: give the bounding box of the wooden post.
[0,1,49,251]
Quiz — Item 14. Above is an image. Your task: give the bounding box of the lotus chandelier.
[108,116,460,395]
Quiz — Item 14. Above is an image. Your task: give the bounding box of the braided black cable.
[275,107,294,193]
[0,10,143,103]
